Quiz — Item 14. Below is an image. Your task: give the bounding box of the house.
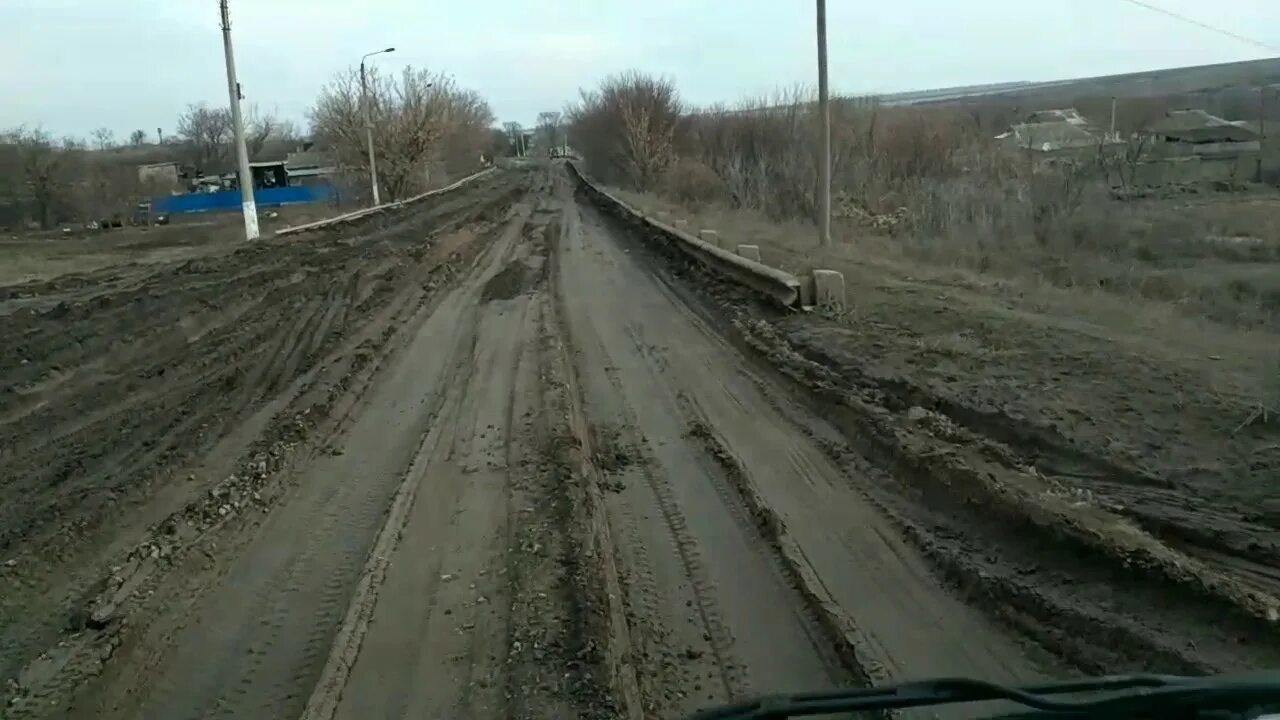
[249,160,289,189]
[993,106,1121,157]
[285,148,337,186]
[137,161,180,190]
[1024,108,1090,127]
[1132,109,1264,186]
[1143,109,1260,148]
[996,120,1107,153]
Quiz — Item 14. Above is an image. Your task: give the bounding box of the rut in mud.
[574,168,1280,683]
[0,172,529,716]
[5,163,1279,720]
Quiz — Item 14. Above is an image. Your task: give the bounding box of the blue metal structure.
[153,184,336,215]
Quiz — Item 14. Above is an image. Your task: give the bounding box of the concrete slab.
[799,274,816,308]
[699,229,721,248]
[813,269,846,310]
[736,244,761,262]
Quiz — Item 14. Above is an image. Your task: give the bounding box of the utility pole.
[816,0,832,247]
[1110,96,1118,140]
[219,0,258,240]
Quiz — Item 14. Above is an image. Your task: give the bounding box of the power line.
[1116,0,1280,54]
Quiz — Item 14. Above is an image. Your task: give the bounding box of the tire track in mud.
[569,169,1280,684]
[551,175,861,717]
[93,207,513,720]
[0,172,531,718]
[594,348,745,700]
[548,202,736,715]
[302,181,631,720]
[540,278,645,720]
[731,334,1280,675]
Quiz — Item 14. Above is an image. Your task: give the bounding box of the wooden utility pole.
[816,0,832,247]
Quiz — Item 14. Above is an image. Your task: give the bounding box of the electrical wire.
[1115,0,1280,54]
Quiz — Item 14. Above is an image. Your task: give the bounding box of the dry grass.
[571,76,1280,331]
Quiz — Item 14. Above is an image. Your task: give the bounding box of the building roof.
[286,166,337,178]
[997,121,1108,152]
[286,150,334,170]
[1230,120,1270,136]
[1146,109,1259,143]
[1025,108,1089,126]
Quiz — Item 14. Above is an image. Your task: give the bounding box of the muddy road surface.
[4,164,1275,720]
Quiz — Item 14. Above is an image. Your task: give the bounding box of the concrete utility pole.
[816,0,832,247]
[219,0,258,240]
[360,48,395,206]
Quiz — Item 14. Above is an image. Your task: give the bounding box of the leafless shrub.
[309,65,493,201]
[1,127,71,228]
[576,75,1280,327]
[567,71,681,189]
[0,127,156,229]
[660,157,726,206]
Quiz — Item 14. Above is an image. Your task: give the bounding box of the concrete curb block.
[813,269,846,310]
[565,162,802,308]
[274,167,497,237]
[736,244,761,262]
[699,229,721,248]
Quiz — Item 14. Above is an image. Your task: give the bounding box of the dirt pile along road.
[4,163,1279,720]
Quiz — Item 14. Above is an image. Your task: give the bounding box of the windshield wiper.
[689,672,1280,719]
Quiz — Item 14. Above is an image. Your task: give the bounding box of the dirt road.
[5,163,1275,720]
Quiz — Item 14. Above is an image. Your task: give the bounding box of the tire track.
[1,172,533,718]
[553,183,855,715]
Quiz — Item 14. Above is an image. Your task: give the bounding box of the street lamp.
[360,47,395,206]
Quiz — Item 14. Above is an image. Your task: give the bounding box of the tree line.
[2,64,501,230]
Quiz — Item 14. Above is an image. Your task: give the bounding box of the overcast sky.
[2,0,1278,139]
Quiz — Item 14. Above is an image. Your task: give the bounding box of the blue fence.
[153,185,336,215]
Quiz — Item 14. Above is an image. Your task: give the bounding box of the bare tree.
[567,71,682,190]
[309,65,494,201]
[91,127,116,151]
[129,129,148,146]
[503,121,524,156]
[3,128,74,228]
[537,111,562,156]
[242,105,297,157]
[176,103,233,172]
